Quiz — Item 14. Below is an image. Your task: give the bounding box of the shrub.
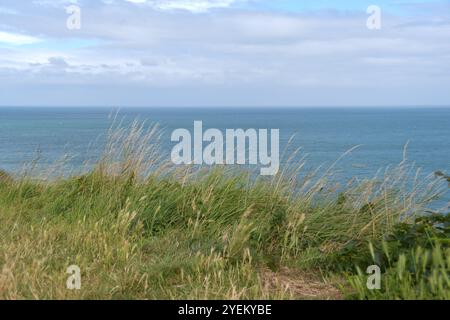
[348,244,450,300]
[348,212,450,299]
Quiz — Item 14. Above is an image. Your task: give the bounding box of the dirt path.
[262,267,343,300]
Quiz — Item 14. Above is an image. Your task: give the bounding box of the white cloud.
[124,0,239,13]
[0,31,42,45]
[33,0,79,7]
[0,6,18,14]
[1,1,450,105]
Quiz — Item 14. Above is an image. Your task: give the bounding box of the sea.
[0,107,449,209]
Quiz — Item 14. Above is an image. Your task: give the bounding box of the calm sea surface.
[0,107,449,207]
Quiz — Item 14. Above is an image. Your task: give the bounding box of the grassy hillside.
[0,124,448,300]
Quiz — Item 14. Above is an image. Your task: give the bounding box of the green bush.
[348,212,450,299]
[348,244,450,300]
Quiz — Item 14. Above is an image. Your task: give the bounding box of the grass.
[0,122,448,300]
[349,244,450,299]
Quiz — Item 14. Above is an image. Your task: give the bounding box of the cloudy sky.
[0,0,449,107]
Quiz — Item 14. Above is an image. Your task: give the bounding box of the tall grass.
[349,244,450,299]
[0,122,447,299]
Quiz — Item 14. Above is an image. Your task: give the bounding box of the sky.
[0,0,449,107]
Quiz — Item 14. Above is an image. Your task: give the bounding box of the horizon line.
[1,105,450,109]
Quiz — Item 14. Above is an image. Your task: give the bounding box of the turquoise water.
[0,107,449,207]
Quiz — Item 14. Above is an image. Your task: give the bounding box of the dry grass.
[261,268,343,300]
[0,121,447,300]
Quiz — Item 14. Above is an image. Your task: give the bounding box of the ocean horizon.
[1,106,449,209]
